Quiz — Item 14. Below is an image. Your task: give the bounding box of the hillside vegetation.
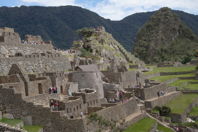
[0,6,198,51]
[133,7,198,63]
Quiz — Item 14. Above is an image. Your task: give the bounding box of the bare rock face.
[73,26,144,71]
[133,7,198,64]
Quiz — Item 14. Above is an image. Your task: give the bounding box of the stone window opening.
[60,85,63,94]
[38,83,43,94]
[76,106,78,110]
[15,52,23,57]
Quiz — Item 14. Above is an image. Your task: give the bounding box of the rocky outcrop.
[73,27,144,71]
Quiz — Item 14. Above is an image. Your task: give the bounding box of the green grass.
[189,106,198,117]
[169,79,198,90]
[124,117,156,132]
[166,94,198,114]
[157,124,174,132]
[151,73,194,82]
[128,68,138,71]
[0,118,22,126]
[23,125,43,132]
[144,66,195,75]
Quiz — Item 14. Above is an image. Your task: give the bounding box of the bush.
[181,55,192,64]
[159,106,171,116]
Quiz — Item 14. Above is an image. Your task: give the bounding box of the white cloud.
[20,0,198,20]
[21,0,76,6]
[91,0,198,20]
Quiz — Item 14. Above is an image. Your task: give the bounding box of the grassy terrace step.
[157,124,174,132]
[144,65,195,75]
[0,118,23,126]
[151,73,194,82]
[124,117,156,132]
[169,79,198,90]
[124,117,174,132]
[23,125,43,132]
[166,94,198,114]
[189,106,198,117]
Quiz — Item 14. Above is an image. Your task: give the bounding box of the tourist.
[54,101,59,111]
[119,91,123,103]
[80,112,84,118]
[49,87,52,94]
[50,100,54,111]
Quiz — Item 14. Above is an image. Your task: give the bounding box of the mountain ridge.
[0,6,197,50]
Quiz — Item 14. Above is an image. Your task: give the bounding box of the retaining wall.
[96,98,139,122]
[145,92,181,109]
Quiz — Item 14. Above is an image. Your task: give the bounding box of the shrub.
[159,106,171,116]
[181,55,192,64]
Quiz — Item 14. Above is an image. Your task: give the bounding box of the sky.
[0,0,198,20]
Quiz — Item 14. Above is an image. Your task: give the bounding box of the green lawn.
[189,106,198,117]
[124,117,156,132]
[23,125,43,132]
[144,66,195,75]
[0,118,22,126]
[166,94,198,114]
[157,124,174,132]
[169,79,198,90]
[151,73,194,82]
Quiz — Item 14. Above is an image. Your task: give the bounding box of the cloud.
[19,0,198,20]
[91,0,198,20]
[21,0,76,6]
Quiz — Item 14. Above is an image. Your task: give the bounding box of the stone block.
[3,113,14,119]
[22,116,32,125]
[0,111,2,120]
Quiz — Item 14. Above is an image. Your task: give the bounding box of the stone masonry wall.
[145,91,181,108]
[96,98,139,122]
[0,86,86,132]
[70,72,104,99]
[142,83,169,100]
[0,56,71,75]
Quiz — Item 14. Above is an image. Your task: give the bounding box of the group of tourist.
[50,99,60,111]
[108,90,125,103]
[49,87,58,94]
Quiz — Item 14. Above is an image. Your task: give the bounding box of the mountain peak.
[133,8,198,63]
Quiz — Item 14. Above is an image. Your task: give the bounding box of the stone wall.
[171,96,198,123]
[0,86,86,132]
[0,28,21,45]
[0,27,54,57]
[64,96,87,118]
[160,71,195,76]
[102,71,144,89]
[73,91,100,108]
[70,71,104,98]
[96,98,139,122]
[0,56,71,75]
[145,91,181,109]
[135,83,169,100]
[144,73,160,79]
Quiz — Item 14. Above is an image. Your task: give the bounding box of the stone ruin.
[0,27,182,132]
